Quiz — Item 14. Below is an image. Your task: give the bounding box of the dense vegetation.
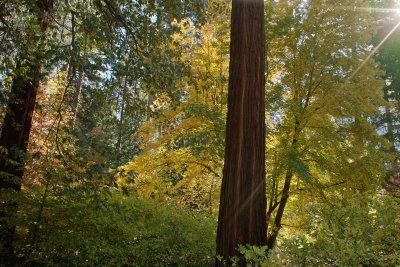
[0,0,399,266]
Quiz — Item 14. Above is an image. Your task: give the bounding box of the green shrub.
[227,194,399,267]
[278,194,400,267]
[22,193,216,266]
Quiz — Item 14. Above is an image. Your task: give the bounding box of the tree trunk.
[383,87,400,191]
[71,69,84,130]
[216,0,266,266]
[266,119,300,250]
[117,75,128,162]
[0,0,53,261]
[0,60,41,261]
[266,170,293,250]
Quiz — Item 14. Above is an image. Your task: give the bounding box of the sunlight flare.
[350,20,400,80]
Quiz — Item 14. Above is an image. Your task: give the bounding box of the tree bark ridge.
[216,0,266,265]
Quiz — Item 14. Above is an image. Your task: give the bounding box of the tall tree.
[118,18,229,212]
[0,0,53,261]
[216,0,266,265]
[264,0,388,250]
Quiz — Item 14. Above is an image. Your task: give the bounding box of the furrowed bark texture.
[0,0,53,261]
[0,61,41,263]
[216,0,266,265]
[0,52,41,266]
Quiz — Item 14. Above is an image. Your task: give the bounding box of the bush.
[278,194,400,267]
[228,194,400,267]
[21,192,216,266]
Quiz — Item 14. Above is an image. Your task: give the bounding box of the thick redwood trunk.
[0,0,53,261]
[0,60,40,186]
[0,59,41,262]
[216,0,266,265]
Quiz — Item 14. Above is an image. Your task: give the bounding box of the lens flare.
[350,20,400,80]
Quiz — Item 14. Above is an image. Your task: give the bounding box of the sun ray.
[353,7,400,14]
[324,5,400,14]
[350,20,400,80]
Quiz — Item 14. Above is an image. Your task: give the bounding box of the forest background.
[0,0,399,266]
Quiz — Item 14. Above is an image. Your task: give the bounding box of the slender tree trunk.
[216,1,266,266]
[29,171,52,249]
[266,120,300,250]
[69,9,84,130]
[266,170,293,250]
[383,87,400,191]
[0,0,53,261]
[117,75,128,162]
[71,69,84,130]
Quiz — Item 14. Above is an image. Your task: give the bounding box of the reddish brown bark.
[216,0,266,265]
[0,0,53,261]
[0,61,41,186]
[0,61,41,261]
